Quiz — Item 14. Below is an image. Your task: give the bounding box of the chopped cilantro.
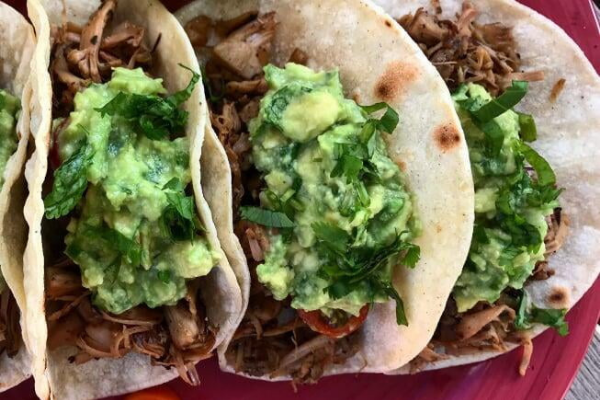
[96,65,199,140]
[240,206,295,228]
[383,285,408,326]
[312,222,419,325]
[518,142,557,186]
[518,112,537,142]
[161,178,203,241]
[472,81,529,122]
[262,84,312,132]
[361,102,400,133]
[70,224,142,266]
[515,291,569,336]
[44,137,94,219]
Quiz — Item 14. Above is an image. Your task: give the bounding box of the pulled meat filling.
[402,2,568,374]
[51,0,153,117]
[45,0,215,385]
[185,12,361,384]
[398,2,544,96]
[0,290,21,357]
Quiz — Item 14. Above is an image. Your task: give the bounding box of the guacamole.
[452,83,560,312]
[49,68,219,314]
[0,90,20,293]
[247,63,419,317]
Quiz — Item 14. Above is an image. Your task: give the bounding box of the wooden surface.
[566,327,600,400]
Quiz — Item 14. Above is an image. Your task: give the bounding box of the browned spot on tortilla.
[434,124,461,151]
[435,224,442,233]
[385,20,392,28]
[547,286,570,308]
[549,78,566,103]
[374,61,418,102]
[395,160,406,171]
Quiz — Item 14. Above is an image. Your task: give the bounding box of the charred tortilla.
[370,0,600,374]
[23,0,243,398]
[177,0,475,382]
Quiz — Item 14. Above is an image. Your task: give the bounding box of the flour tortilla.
[23,0,243,398]
[176,0,475,379]
[0,1,35,393]
[370,0,600,372]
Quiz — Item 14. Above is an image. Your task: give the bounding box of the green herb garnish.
[240,206,295,228]
[69,224,142,266]
[162,178,203,241]
[330,102,399,183]
[517,112,537,142]
[96,65,199,140]
[313,222,419,326]
[472,81,529,122]
[515,291,569,336]
[44,137,94,219]
[518,142,557,186]
[361,102,400,133]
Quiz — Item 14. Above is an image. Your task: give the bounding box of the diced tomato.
[123,386,180,400]
[297,305,369,339]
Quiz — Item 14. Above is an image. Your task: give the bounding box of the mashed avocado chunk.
[0,90,20,292]
[246,63,419,318]
[452,83,561,312]
[49,67,219,314]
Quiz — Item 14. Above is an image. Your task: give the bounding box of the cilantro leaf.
[518,112,537,142]
[478,119,506,157]
[530,307,569,336]
[161,178,202,241]
[383,285,408,326]
[73,224,142,266]
[518,142,557,186]
[96,65,199,140]
[312,222,350,253]
[312,224,419,326]
[262,84,312,132]
[166,65,201,108]
[401,244,420,268]
[472,81,528,122]
[515,290,569,336]
[44,138,94,219]
[240,206,295,228]
[200,65,224,104]
[361,102,399,133]
[331,153,363,180]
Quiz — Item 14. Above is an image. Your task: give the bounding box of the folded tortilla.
[176,0,475,379]
[370,0,600,372]
[0,1,35,393]
[23,0,243,398]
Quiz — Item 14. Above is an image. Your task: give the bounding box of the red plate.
[3,0,599,399]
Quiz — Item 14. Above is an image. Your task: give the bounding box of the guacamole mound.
[251,63,418,316]
[0,90,20,292]
[59,68,219,314]
[452,84,559,312]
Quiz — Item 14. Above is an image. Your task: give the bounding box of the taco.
[370,0,600,374]
[176,0,474,383]
[0,1,35,393]
[22,0,243,398]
